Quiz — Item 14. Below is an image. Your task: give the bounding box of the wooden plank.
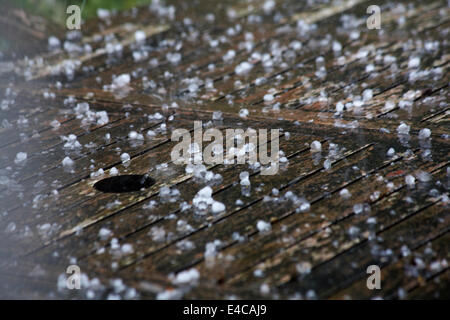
[0,0,448,299]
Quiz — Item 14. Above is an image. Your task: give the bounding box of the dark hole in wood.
[94,175,155,193]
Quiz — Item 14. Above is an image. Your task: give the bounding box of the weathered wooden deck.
[0,0,448,299]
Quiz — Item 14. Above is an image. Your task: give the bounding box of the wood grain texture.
[0,0,448,299]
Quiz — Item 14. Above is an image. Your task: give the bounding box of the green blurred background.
[0,0,155,53]
[10,0,154,25]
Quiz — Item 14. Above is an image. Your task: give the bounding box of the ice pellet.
[405,175,415,187]
[120,153,130,163]
[62,156,74,167]
[134,30,146,42]
[418,128,431,139]
[14,152,27,164]
[397,123,410,135]
[211,201,226,213]
[387,148,395,157]
[256,220,271,233]
[310,140,322,153]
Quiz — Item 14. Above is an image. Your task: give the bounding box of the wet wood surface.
[0,0,448,299]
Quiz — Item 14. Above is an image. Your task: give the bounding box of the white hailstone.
[397,122,410,135]
[106,43,123,54]
[192,186,215,213]
[5,222,16,233]
[387,147,395,157]
[239,108,249,118]
[239,171,250,186]
[260,283,270,295]
[134,30,146,42]
[149,226,166,242]
[48,36,60,48]
[173,268,200,285]
[405,175,415,187]
[146,130,156,138]
[263,0,275,13]
[416,170,431,183]
[14,152,27,164]
[133,51,147,62]
[285,132,291,140]
[290,40,302,51]
[90,168,104,178]
[310,140,322,153]
[348,226,360,236]
[159,186,171,198]
[128,131,144,140]
[339,188,351,199]
[263,93,274,102]
[212,111,223,121]
[198,186,212,198]
[223,50,236,62]
[121,244,134,254]
[408,57,420,69]
[74,102,89,115]
[353,99,363,108]
[96,111,109,125]
[209,39,219,48]
[2,119,12,128]
[362,89,373,101]
[105,133,111,140]
[157,289,183,300]
[97,8,110,19]
[110,167,119,176]
[297,200,310,212]
[296,262,312,275]
[110,238,120,250]
[418,128,431,139]
[332,41,342,52]
[336,101,344,113]
[50,119,61,129]
[353,203,364,214]
[235,61,253,75]
[148,112,164,121]
[62,156,74,167]
[99,228,112,240]
[257,220,271,233]
[120,153,130,163]
[204,240,221,259]
[112,74,130,89]
[315,56,325,68]
[211,201,226,213]
[255,77,266,86]
[383,54,397,64]
[323,159,332,170]
[366,64,375,72]
[166,52,181,64]
[254,269,264,277]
